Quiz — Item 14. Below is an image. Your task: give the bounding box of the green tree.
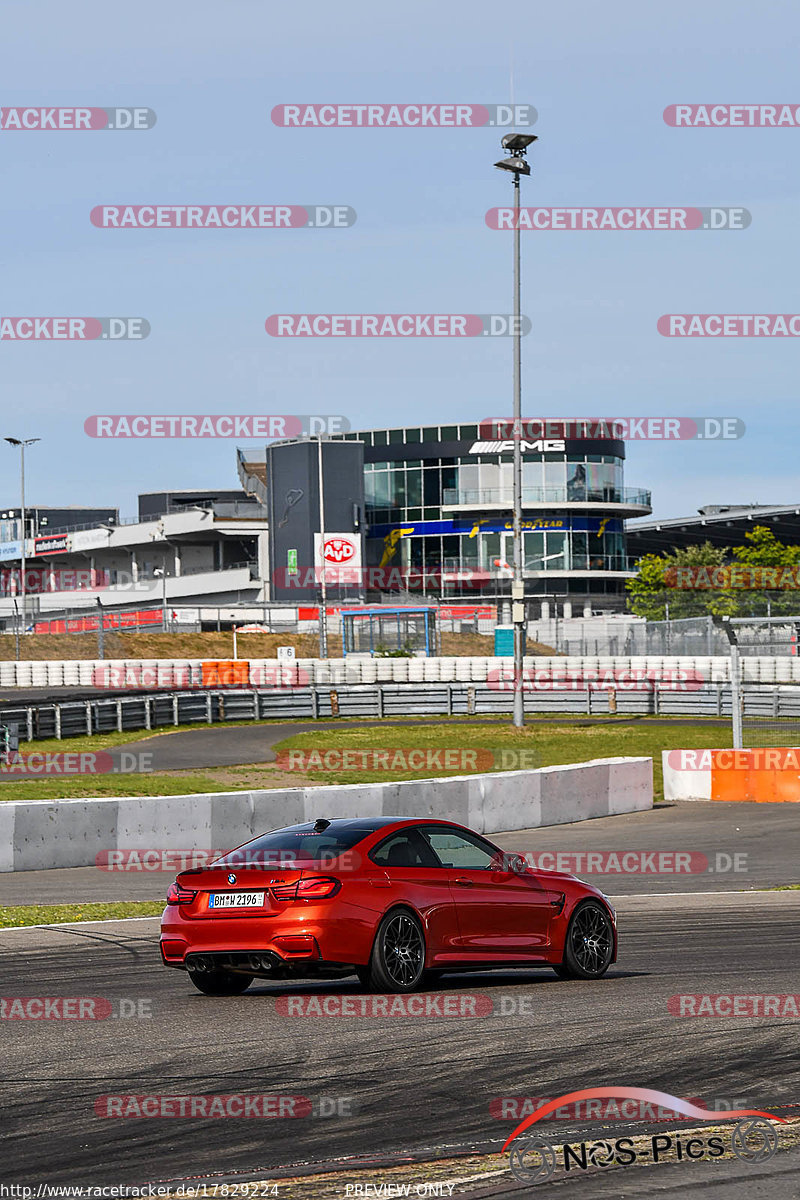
[730,526,800,615]
[626,527,800,620]
[626,543,736,620]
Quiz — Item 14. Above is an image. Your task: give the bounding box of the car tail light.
[271,877,341,902]
[270,881,300,901]
[166,882,196,906]
[297,876,341,899]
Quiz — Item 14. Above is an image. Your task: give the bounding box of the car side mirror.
[492,852,527,875]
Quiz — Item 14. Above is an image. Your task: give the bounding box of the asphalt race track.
[1,882,799,1192]
[1,798,798,1195]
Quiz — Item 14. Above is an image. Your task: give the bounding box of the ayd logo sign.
[314,533,361,570]
[323,538,356,563]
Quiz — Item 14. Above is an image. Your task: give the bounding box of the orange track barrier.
[711,748,800,802]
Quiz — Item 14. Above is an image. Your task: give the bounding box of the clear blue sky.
[1,0,797,521]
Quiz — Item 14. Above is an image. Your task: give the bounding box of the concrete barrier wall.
[662,750,713,801]
[1,756,652,872]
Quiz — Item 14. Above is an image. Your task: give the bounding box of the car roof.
[279,817,414,831]
[274,817,460,833]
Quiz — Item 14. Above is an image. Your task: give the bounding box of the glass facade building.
[333,423,651,615]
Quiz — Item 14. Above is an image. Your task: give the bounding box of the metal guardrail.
[1,682,799,743]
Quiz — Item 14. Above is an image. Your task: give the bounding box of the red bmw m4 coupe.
[160,817,617,994]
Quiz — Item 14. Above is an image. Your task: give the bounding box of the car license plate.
[208,891,265,909]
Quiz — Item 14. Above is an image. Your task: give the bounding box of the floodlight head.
[4,437,21,447]
[501,133,538,153]
[494,155,531,176]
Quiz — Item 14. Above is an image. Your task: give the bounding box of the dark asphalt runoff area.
[0,801,796,904]
[0,891,798,1193]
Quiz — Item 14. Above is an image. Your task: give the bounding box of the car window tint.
[371,828,439,868]
[421,828,497,870]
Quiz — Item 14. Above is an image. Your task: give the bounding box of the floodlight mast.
[493,134,538,728]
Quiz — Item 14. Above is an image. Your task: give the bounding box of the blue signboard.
[367,516,622,539]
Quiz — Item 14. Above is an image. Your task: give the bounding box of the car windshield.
[213,825,375,868]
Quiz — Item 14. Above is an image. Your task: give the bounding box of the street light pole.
[4,437,40,644]
[511,166,524,729]
[317,435,328,658]
[495,134,537,728]
[153,564,168,631]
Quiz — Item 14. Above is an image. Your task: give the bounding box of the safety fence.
[1,681,800,744]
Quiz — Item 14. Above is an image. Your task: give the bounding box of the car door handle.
[454,877,474,887]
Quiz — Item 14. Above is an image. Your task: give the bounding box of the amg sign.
[468,439,566,454]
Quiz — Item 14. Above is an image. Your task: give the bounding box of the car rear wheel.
[363,909,426,993]
[187,967,254,996]
[556,902,614,980]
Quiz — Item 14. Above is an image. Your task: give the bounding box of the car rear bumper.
[160,902,375,973]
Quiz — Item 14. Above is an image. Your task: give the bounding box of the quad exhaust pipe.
[191,953,274,974]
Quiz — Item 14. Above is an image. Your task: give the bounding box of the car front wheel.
[556,902,614,980]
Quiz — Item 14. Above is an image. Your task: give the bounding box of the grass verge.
[0,901,164,928]
[268,720,731,803]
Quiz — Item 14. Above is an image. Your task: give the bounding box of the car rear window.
[213,826,374,868]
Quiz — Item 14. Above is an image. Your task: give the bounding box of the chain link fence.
[532,614,800,658]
